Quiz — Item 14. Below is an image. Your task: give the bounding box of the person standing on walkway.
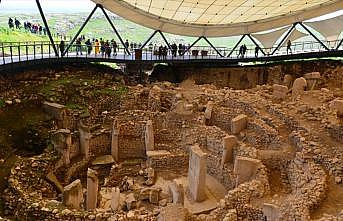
[287,40,292,54]
[94,39,100,56]
[111,40,117,56]
[76,38,83,56]
[255,45,260,58]
[59,40,65,57]
[124,39,129,55]
[100,38,105,57]
[85,39,92,55]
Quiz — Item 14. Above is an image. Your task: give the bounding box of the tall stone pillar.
[87,168,98,210]
[63,179,83,209]
[221,135,237,167]
[111,187,120,211]
[111,120,119,161]
[79,123,91,160]
[188,145,207,202]
[51,129,72,165]
[145,120,154,152]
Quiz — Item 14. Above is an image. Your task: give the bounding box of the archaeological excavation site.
[0,60,342,221]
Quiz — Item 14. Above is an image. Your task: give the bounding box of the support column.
[202,36,224,57]
[246,34,266,56]
[63,179,83,209]
[35,0,59,57]
[87,168,99,210]
[140,30,158,49]
[111,120,119,161]
[145,120,154,152]
[188,145,207,202]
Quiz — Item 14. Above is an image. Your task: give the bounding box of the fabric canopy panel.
[93,0,343,37]
[252,27,290,49]
[305,15,343,41]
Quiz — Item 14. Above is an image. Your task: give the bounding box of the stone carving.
[188,145,207,202]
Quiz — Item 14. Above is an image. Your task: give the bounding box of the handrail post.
[10,46,13,63]
[1,45,5,64]
[18,45,21,62]
[26,45,29,61]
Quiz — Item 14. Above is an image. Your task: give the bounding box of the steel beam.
[99,5,131,55]
[36,0,59,57]
[336,38,343,50]
[298,22,329,51]
[227,34,246,57]
[202,37,224,57]
[181,36,202,56]
[246,34,266,56]
[158,30,172,50]
[271,24,296,55]
[140,30,158,49]
[62,4,98,56]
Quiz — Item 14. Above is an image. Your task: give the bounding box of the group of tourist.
[8,17,47,35]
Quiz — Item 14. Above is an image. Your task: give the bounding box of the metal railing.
[0,39,342,66]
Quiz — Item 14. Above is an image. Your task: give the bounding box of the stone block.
[273,84,288,100]
[234,157,262,185]
[63,179,83,209]
[263,203,280,221]
[43,101,66,120]
[188,145,207,202]
[231,114,248,134]
[79,123,91,160]
[221,135,237,166]
[168,180,184,205]
[283,74,293,89]
[87,168,99,210]
[331,99,343,117]
[223,209,238,221]
[157,204,189,221]
[145,120,154,152]
[204,101,214,120]
[111,120,119,161]
[111,187,120,211]
[292,77,307,99]
[51,129,72,165]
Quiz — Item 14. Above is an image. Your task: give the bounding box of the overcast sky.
[0,0,95,13]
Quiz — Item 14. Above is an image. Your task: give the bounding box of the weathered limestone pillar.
[43,101,68,128]
[272,84,288,100]
[145,120,154,152]
[87,168,99,210]
[63,179,83,209]
[283,74,293,89]
[111,187,120,212]
[331,99,343,119]
[188,145,207,202]
[303,72,321,90]
[292,77,307,99]
[234,157,262,186]
[231,114,248,134]
[111,120,119,161]
[168,180,184,205]
[51,129,72,165]
[221,135,237,167]
[263,203,280,221]
[204,101,214,125]
[79,123,91,160]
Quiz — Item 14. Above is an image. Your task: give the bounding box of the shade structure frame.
[92,0,343,37]
[62,4,130,56]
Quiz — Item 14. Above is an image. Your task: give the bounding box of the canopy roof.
[93,0,343,37]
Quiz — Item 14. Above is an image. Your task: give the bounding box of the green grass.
[93,85,129,97]
[0,99,5,108]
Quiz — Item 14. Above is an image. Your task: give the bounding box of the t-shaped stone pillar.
[87,168,98,210]
[111,120,119,161]
[51,129,72,165]
[111,187,120,212]
[221,135,237,167]
[145,120,154,152]
[188,145,207,202]
[79,123,91,160]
